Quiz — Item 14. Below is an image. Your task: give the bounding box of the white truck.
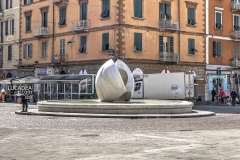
[132,72,194,100]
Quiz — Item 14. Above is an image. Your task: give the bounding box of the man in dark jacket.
[231,89,238,106]
[21,94,28,112]
[211,88,216,102]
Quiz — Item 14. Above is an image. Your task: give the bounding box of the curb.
[15,109,216,118]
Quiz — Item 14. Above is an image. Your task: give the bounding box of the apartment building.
[0,0,20,79]
[19,0,206,97]
[205,0,240,101]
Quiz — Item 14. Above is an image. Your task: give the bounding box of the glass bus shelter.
[38,74,95,100]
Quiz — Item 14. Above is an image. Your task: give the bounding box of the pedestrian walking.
[231,88,238,106]
[211,88,216,102]
[21,94,28,112]
[1,88,5,102]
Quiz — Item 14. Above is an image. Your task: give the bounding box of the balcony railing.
[52,54,67,63]
[230,58,240,68]
[231,2,240,11]
[72,20,89,31]
[53,0,69,3]
[231,31,240,39]
[159,20,179,30]
[159,52,179,62]
[34,27,50,37]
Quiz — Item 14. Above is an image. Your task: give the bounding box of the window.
[159,36,174,53]
[26,15,31,32]
[233,15,240,31]
[59,8,66,26]
[234,43,239,59]
[100,0,109,18]
[23,43,32,58]
[6,0,12,9]
[215,11,223,29]
[159,2,171,20]
[7,45,12,60]
[188,8,196,25]
[60,39,65,55]
[188,39,197,55]
[80,3,87,20]
[213,41,221,57]
[5,19,14,35]
[79,36,86,53]
[134,33,142,51]
[41,42,47,57]
[24,0,33,5]
[134,0,142,18]
[102,33,109,51]
[42,12,48,27]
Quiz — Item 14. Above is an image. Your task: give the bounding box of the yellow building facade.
[19,0,206,96]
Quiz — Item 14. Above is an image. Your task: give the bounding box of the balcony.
[53,0,69,4]
[231,2,240,11]
[52,54,67,63]
[34,27,50,38]
[159,52,179,62]
[231,31,240,39]
[230,58,240,68]
[159,20,179,30]
[72,20,89,32]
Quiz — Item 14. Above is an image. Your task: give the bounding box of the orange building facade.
[19,0,206,97]
[206,0,240,101]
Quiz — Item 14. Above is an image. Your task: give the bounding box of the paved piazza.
[0,102,240,160]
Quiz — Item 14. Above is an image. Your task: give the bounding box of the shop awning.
[39,74,93,83]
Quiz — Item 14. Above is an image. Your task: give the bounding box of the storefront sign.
[37,68,47,75]
[8,85,33,99]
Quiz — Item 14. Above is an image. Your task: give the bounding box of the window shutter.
[5,21,8,35]
[8,45,12,60]
[11,19,14,34]
[134,0,142,18]
[6,0,8,9]
[29,44,32,58]
[10,0,12,8]
[80,3,87,20]
[59,8,66,25]
[234,44,239,59]
[138,33,142,51]
[159,3,164,20]
[24,0,27,5]
[165,4,171,20]
[170,37,174,53]
[218,42,221,57]
[188,39,191,54]
[24,44,27,58]
[159,36,164,52]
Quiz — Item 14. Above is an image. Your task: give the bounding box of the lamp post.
[217,67,221,106]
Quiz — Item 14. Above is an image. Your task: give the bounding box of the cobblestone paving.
[0,103,240,160]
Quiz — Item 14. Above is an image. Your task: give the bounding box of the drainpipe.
[178,0,180,62]
[52,4,55,65]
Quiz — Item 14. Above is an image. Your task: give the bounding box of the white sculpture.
[95,59,134,102]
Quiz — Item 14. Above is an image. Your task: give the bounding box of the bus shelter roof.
[39,74,93,83]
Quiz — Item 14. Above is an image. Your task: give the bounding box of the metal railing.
[230,31,240,39]
[34,27,49,37]
[159,20,179,30]
[159,52,179,62]
[231,2,240,11]
[53,0,69,3]
[72,20,89,31]
[53,54,67,63]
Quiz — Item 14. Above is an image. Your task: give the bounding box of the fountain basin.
[37,99,193,114]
